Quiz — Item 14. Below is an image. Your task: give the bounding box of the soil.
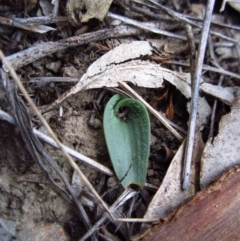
[0,1,239,241]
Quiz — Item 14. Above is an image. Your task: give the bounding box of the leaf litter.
[0,0,240,240]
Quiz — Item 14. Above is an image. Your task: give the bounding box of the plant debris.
[0,0,240,240]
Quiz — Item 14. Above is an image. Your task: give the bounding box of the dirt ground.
[0,1,240,241]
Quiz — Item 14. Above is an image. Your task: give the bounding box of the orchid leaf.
[103,94,150,188]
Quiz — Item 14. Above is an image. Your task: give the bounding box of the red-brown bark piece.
[140,165,240,241]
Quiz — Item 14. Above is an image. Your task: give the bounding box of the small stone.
[61,66,80,78]
[151,178,161,186]
[45,61,62,73]
[88,114,102,129]
[107,176,118,188]
[147,169,154,177]
[111,20,121,26]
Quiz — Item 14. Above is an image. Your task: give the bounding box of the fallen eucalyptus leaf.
[141,130,203,230]
[142,142,192,220]
[49,41,239,113]
[200,83,236,105]
[220,0,240,12]
[103,94,150,188]
[200,97,240,189]
[81,0,113,22]
[187,96,211,129]
[39,0,53,16]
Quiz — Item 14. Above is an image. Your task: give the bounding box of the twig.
[144,0,236,43]
[182,0,215,190]
[168,60,240,80]
[184,24,196,82]
[208,35,222,69]
[186,14,240,32]
[0,69,95,232]
[52,0,59,17]
[207,36,225,141]
[116,218,159,223]
[4,25,141,71]
[118,82,183,141]
[0,16,55,33]
[0,51,115,221]
[27,77,79,85]
[33,129,114,176]
[80,188,138,241]
[0,110,158,190]
[12,16,67,25]
[209,76,224,141]
[107,12,187,41]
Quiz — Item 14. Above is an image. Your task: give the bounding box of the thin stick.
[3,25,141,71]
[167,60,240,80]
[0,108,157,189]
[0,109,113,175]
[145,0,236,43]
[119,82,183,141]
[80,188,137,241]
[116,218,159,223]
[208,36,225,141]
[186,14,240,32]
[107,12,187,41]
[0,51,115,221]
[184,24,196,83]
[182,0,215,190]
[34,129,114,176]
[0,16,56,33]
[12,16,67,25]
[209,76,224,141]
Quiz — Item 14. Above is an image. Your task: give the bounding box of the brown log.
[140,165,240,241]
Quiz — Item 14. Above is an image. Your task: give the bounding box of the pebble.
[45,61,62,73]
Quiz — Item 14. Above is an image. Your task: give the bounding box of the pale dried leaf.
[39,0,53,16]
[58,41,237,114]
[200,97,240,189]
[229,1,240,12]
[84,60,191,94]
[143,142,193,221]
[200,83,239,105]
[142,131,204,219]
[187,96,211,129]
[215,33,240,60]
[77,42,237,106]
[220,0,240,12]
[74,42,191,98]
[190,3,205,18]
[20,24,56,33]
[81,0,113,22]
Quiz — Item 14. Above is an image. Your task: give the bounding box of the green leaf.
[103,94,150,188]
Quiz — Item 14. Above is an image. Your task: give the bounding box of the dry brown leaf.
[165,94,174,120]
